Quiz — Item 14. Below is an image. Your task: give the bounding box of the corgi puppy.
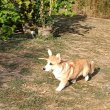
[39,49,94,91]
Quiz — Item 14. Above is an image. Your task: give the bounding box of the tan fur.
[39,49,95,91]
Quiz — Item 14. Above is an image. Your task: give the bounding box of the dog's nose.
[43,68,45,70]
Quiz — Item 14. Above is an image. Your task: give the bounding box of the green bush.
[0,0,75,40]
[36,0,75,27]
[0,0,35,40]
[0,0,21,40]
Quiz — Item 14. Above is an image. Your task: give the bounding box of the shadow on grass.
[0,39,26,53]
[64,67,100,90]
[91,67,100,79]
[76,67,101,81]
[53,15,95,37]
[0,45,48,87]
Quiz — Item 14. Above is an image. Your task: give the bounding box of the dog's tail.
[90,61,95,74]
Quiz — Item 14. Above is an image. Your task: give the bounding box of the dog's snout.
[43,67,45,70]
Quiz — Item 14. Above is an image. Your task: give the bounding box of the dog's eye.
[50,63,53,65]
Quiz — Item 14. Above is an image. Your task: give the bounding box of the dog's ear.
[56,53,61,61]
[48,49,52,56]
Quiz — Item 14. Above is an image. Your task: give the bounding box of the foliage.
[0,0,75,40]
[0,0,20,40]
[0,0,35,40]
[15,0,35,23]
[55,0,75,16]
[36,0,75,27]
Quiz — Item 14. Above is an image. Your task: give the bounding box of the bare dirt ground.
[0,16,110,110]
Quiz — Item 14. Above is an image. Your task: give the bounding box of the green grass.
[101,67,110,74]
[17,94,47,110]
[20,68,32,76]
[34,74,57,85]
[8,78,26,90]
[0,40,26,52]
[0,61,19,70]
[0,88,48,110]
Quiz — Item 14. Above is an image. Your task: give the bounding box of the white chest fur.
[52,67,62,81]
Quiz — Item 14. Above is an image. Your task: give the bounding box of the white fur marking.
[53,67,62,80]
[56,83,65,91]
[44,61,52,71]
[85,75,89,81]
[71,79,76,84]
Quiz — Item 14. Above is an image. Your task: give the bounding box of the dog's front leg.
[56,80,68,91]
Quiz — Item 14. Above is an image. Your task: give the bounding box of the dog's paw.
[85,75,89,81]
[56,87,62,92]
[71,79,76,84]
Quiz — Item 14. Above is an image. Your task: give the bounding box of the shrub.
[0,0,75,40]
[0,0,21,40]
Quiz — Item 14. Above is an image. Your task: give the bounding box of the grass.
[0,16,110,110]
[20,68,32,76]
[8,78,25,89]
[17,94,47,110]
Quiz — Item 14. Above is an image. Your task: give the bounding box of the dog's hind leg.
[70,65,80,83]
[90,61,95,74]
[83,67,90,81]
